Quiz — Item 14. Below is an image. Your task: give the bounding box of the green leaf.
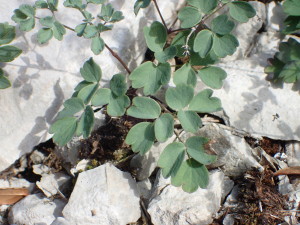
[83,25,98,38]
[53,21,66,41]
[154,46,177,63]
[134,0,151,15]
[0,45,22,62]
[19,17,35,32]
[127,97,161,119]
[37,28,53,44]
[91,36,105,55]
[76,105,94,138]
[50,117,78,147]
[74,80,94,91]
[177,109,202,133]
[129,61,171,95]
[80,57,102,82]
[87,0,105,4]
[75,23,87,37]
[171,30,195,57]
[83,11,92,21]
[19,5,36,17]
[186,136,217,165]
[282,16,300,34]
[189,89,222,113]
[107,94,130,116]
[194,29,213,58]
[264,57,286,81]
[189,49,219,66]
[154,113,174,142]
[229,1,256,23]
[0,24,16,46]
[143,21,167,52]
[33,1,49,9]
[78,83,99,104]
[276,38,300,63]
[211,14,235,35]
[171,159,209,192]
[110,73,127,97]
[198,66,227,89]
[57,97,85,119]
[165,83,194,110]
[279,60,300,83]
[178,7,202,29]
[91,88,111,106]
[0,68,11,89]
[187,0,218,14]
[40,16,55,28]
[99,3,114,22]
[158,142,185,178]
[97,23,113,33]
[110,11,124,23]
[173,63,197,87]
[12,9,28,23]
[213,34,239,58]
[125,122,155,155]
[64,0,82,8]
[48,0,59,8]
[283,0,300,16]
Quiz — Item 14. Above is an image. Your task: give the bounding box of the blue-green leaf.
[0,23,16,46]
[211,14,235,35]
[0,68,11,89]
[283,0,300,16]
[98,3,114,22]
[19,17,35,32]
[178,7,202,28]
[229,1,256,23]
[154,113,174,142]
[19,5,36,17]
[194,29,213,58]
[80,57,102,82]
[127,97,161,119]
[83,25,98,38]
[189,49,219,66]
[171,30,195,57]
[40,16,55,28]
[154,46,177,63]
[110,73,127,97]
[143,21,167,52]
[134,0,151,15]
[91,88,111,106]
[53,21,66,41]
[107,94,130,116]
[12,9,28,23]
[0,46,22,62]
[198,66,227,89]
[76,105,94,138]
[75,23,87,37]
[177,109,202,133]
[57,97,85,119]
[187,0,218,14]
[37,28,53,44]
[87,0,105,4]
[189,89,222,113]
[213,34,239,58]
[34,1,49,9]
[173,63,197,87]
[110,11,124,23]
[78,83,99,104]
[278,60,300,83]
[91,36,104,55]
[165,83,194,110]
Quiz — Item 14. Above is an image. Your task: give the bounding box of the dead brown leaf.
[273,166,300,176]
[0,188,28,205]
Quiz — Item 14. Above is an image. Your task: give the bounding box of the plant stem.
[173,130,183,143]
[105,44,131,74]
[153,0,168,32]
[202,3,228,23]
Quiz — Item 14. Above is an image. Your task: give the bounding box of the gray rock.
[51,217,71,225]
[62,163,140,225]
[285,141,300,167]
[0,177,35,193]
[221,177,234,203]
[137,178,152,206]
[147,170,224,225]
[8,193,66,225]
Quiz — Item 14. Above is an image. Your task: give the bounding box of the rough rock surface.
[62,163,140,224]
[148,170,224,225]
[8,193,66,225]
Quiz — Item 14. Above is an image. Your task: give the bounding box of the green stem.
[173,130,183,143]
[202,3,228,22]
[153,0,168,32]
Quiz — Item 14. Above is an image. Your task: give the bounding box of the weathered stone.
[285,141,300,167]
[0,178,35,193]
[62,163,140,224]
[51,217,71,225]
[137,178,152,206]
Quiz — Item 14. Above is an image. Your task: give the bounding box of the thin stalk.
[169,28,189,34]
[105,44,131,74]
[153,0,168,31]
[168,17,178,33]
[173,130,183,143]
[202,3,228,23]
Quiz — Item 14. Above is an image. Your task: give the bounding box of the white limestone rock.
[8,193,66,225]
[62,163,140,225]
[137,178,152,206]
[147,170,224,225]
[0,178,35,193]
[51,217,71,225]
[286,141,300,167]
[266,2,287,32]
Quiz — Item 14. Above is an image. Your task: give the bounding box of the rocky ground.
[1,0,300,224]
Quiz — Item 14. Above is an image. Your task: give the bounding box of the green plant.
[265,0,300,83]
[10,0,256,193]
[0,23,22,89]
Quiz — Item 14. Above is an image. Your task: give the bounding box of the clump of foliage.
[9,0,256,193]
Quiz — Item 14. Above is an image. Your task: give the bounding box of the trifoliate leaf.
[127,97,161,119]
[278,60,300,83]
[19,18,35,32]
[125,122,155,155]
[75,23,87,37]
[37,28,53,44]
[0,68,11,89]
[107,94,130,116]
[283,0,300,16]
[143,21,167,52]
[19,5,36,17]
[34,1,49,9]
[53,21,66,41]
[80,57,102,82]
[198,66,227,89]
[0,23,16,46]
[97,24,113,32]
[171,159,209,192]
[229,1,256,23]
[154,113,174,142]
[110,73,127,97]
[87,0,105,4]
[129,61,171,95]
[213,34,239,58]
[82,11,92,21]
[171,30,195,57]
[12,9,28,23]
[264,57,286,81]
[189,49,219,66]
[282,16,300,34]
[276,38,300,63]
[134,0,151,15]
[154,46,177,63]
[57,97,85,119]
[110,11,124,23]
[0,46,22,62]
[178,7,202,29]
[158,142,185,178]
[99,3,114,22]
[40,16,55,28]
[165,83,194,110]
[194,29,213,58]
[64,0,82,8]
[76,105,94,138]
[91,88,111,106]
[173,63,197,87]
[187,0,218,14]
[91,36,104,55]
[74,80,94,92]
[83,25,98,38]
[78,83,99,104]
[211,14,235,35]
[177,109,202,133]
[186,136,217,165]
[189,89,222,113]
[50,117,78,146]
